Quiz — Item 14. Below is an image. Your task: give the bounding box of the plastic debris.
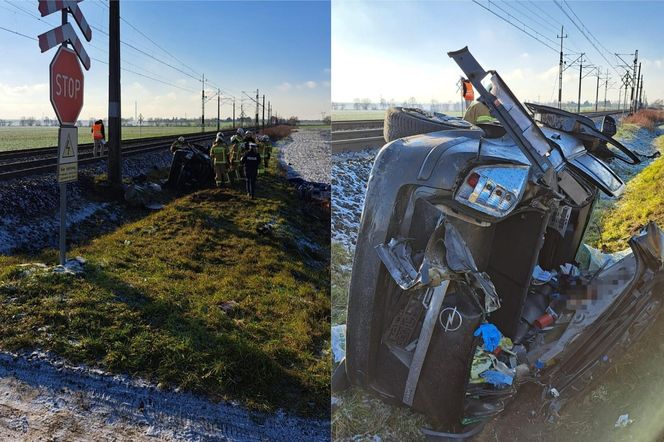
[474,323,502,352]
[583,244,631,272]
[615,414,634,428]
[331,324,346,363]
[52,257,86,275]
[470,349,492,380]
[480,370,513,386]
[532,265,554,284]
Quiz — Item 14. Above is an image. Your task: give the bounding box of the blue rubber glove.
[473,323,501,352]
[480,370,513,386]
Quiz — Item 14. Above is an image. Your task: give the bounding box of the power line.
[90,24,201,82]
[91,56,198,94]
[472,0,558,52]
[554,0,622,76]
[0,24,34,40]
[120,16,200,80]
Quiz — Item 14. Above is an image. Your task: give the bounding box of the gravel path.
[279,128,330,184]
[0,351,329,441]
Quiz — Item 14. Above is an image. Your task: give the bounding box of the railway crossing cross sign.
[57,127,78,183]
[50,46,84,127]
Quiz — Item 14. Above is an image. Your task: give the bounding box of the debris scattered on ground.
[614,414,634,428]
[332,324,346,363]
[52,256,86,275]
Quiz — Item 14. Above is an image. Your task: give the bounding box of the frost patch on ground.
[0,149,172,255]
[279,128,330,184]
[0,202,111,255]
[0,351,329,441]
[331,149,377,250]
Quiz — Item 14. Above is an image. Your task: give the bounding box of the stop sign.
[50,46,84,126]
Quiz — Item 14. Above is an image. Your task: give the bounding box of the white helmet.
[215,132,223,142]
[246,130,253,137]
[178,136,185,143]
[237,128,245,136]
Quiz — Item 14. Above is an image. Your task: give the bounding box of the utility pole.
[634,62,642,112]
[603,69,609,111]
[232,98,236,128]
[201,73,205,132]
[630,50,638,113]
[557,26,567,109]
[255,89,259,129]
[108,0,121,188]
[638,75,644,110]
[262,94,265,130]
[594,68,601,111]
[268,101,271,124]
[217,88,220,132]
[577,53,585,113]
[240,102,245,128]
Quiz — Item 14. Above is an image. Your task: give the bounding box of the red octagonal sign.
[50,46,84,126]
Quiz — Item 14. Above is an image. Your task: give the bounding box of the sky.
[0,0,331,121]
[332,0,664,106]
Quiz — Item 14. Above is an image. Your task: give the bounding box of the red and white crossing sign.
[50,46,84,126]
[37,0,92,70]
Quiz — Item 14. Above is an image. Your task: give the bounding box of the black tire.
[383,107,472,142]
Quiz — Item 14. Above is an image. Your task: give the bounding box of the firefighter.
[260,134,272,171]
[91,119,106,157]
[228,130,244,182]
[210,132,230,187]
[240,142,261,198]
[170,136,188,153]
[463,83,495,125]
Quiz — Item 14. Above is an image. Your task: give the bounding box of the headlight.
[455,165,529,217]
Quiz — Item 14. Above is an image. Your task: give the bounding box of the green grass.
[0,161,330,416]
[592,135,664,252]
[0,124,238,151]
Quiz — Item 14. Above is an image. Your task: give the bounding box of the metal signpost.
[37,0,92,265]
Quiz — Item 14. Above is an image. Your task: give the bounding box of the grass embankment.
[0,157,330,416]
[589,110,664,252]
[592,134,664,252]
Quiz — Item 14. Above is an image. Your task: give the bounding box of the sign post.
[38,0,91,265]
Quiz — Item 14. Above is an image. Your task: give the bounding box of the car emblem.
[439,307,462,332]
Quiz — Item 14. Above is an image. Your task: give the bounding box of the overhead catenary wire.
[554,0,622,77]
[472,0,559,53]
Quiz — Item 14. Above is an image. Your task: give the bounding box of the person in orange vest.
[91,119,106,157]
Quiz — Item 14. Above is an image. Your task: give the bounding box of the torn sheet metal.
[375,239,421,290]
[630,222,664,270]
[376,218,501,313]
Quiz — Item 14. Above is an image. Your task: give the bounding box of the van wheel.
[383,107,473,142]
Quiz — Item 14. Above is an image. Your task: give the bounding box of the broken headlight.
[455,165,529,217]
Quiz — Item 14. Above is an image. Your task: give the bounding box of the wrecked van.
[334,47,664,439]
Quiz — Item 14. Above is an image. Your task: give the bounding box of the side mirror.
[599,115,617,138]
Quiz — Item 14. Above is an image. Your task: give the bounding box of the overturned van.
[334,47,664,439]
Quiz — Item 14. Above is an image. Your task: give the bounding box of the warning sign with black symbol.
[57,126,78,183]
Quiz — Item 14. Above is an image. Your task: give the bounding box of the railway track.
[0,127,258,181]
[332,109,627,152]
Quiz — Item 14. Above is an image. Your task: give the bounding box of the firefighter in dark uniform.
[240,142,261,198]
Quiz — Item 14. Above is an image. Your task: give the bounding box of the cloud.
[304,81,317,89]
[277,82,292,91]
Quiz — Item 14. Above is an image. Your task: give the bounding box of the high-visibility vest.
[462,80,474,101]
[211,144,227,164]
[92,123,104,140]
